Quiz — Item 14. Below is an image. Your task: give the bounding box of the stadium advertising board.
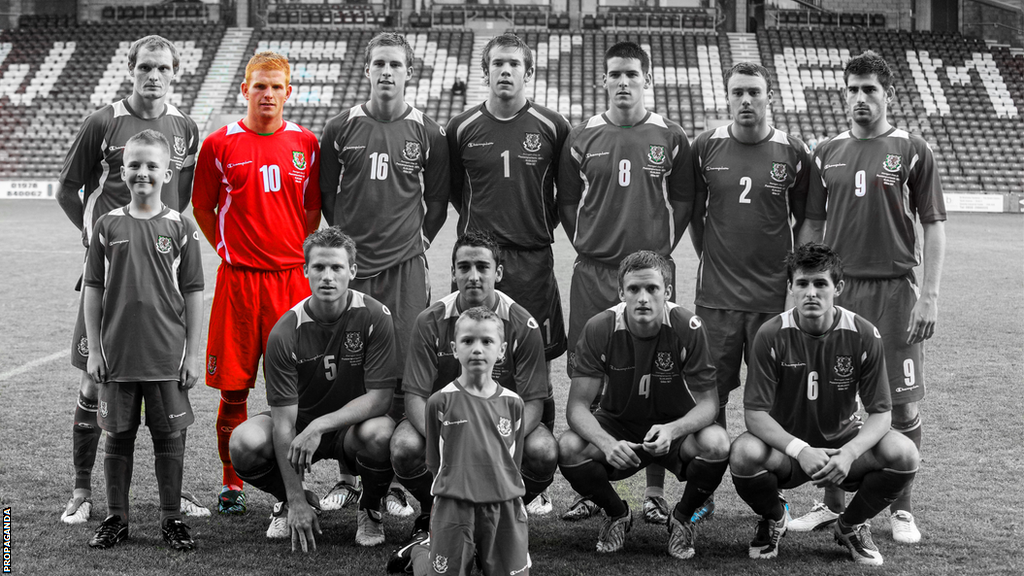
[0,181,60,199]
[942,193,1007,213]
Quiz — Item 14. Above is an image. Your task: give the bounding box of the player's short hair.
[245,51,290,85]
[480,33,534,76]
[725,61,773,94]
[605,41,650,74]
[844,50,894,89]
[617,250,672,290]
[786,242,844,285]
[364,32,414,69]
[452,230,503,268]
[455,306,505,343]
[124,129,170,159]
[128,35,180,75]
[303,226,357,266]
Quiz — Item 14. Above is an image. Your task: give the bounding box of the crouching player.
[228,227,398,551]
[730,243,920,566]
[391,307,530,576]
[83,130,204,550]
[557,251,729,559]
[390,231,555,543]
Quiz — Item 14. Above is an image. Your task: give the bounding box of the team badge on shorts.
[99,401,108,419]
[155,235,172,254]
[497,417,512,437]
[173,136,187,157]
[656,351,674,373]
[403,141,421,162]
[648,144,666,165]
[77,336,89,358]
[292,151,306,170]
[345,331,363,353]
[523,133,542,152]
[834,355,854,378]
[883,153,902,172]
[770,162,787,182]
[207,355,217,375]
[432,554,449,574]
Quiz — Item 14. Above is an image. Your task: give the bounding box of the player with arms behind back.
[686,61,813,521]
[557,41,694,525]
[730,243,920,566]
[797,51,946,543]
[446,33,571,386]
[56,34,203,525]
[192,51,322,514]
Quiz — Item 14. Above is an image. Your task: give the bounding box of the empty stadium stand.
[0,11,1020,193]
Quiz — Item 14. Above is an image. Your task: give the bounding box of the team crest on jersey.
[173,136,186,157]
[656,351,674,372]
[883,154,902,172]
[834,355,854,378]
[523,133,542,152]
[497,417,512,437]
[648,145,666,165]
[155,235,172,254]
[99,401,108,419]
[770,162,787,182]
[207,355,217,375]
[432,554,449,574]
[345,332,363,353]
[292,151,306,170]
[403,140,421,161]
[77,336,89,358]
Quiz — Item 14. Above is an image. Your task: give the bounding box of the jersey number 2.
[739,177,752,204]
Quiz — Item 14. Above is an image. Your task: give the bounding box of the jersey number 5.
[324,355,337,381]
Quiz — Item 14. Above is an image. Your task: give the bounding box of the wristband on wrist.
[785,438,809,460]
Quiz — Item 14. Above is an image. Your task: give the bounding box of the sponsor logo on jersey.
[883,154,902,172]
[527,317,539,330]
[834,355,854,378]
[403,141,421,161]
[99,401,108,419]
[770,162,787,182]
[442,419,468,426]
[648,144,666,165]
[873,327,881,339]
[110,239,129,246]
[467,142,493,148]
[585,151,609,159]
[155,235,172,254]
[193,231,200,240]
[207,355,217,375]
[77,336,89,358]
[433,554,449,574]
[292,151,306,170]
[689,316,702,330]
[227,160,252,169]
[173,136,187,158]
[497,417,512,437]
[169,412,187,419]
[823,163,847,171]
[523,133,542,152]
[345,331,363,353]
[656,351,674,372]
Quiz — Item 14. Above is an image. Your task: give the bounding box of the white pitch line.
[0,291,216,382]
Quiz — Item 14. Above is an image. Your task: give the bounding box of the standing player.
[82,130,204,550]
[731,243,920,566]
[390,231,555,544]
[446,33,570,514]
[797,51,946,543]
[557,41,694,524]
[228,228,397,549]
[319,32,449,516]
[686,61,812,521]
[557,251,729,559]
[55,34,204,524]
[192,51,322,514]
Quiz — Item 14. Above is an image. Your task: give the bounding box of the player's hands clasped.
[288,427,323,474]
[604,439,643,470]
[288,499,321,553]
[794,445,837,479]
[810,448,856,488]
[906,294,938,344]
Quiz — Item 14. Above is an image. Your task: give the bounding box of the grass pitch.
[1,201,1021,575]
